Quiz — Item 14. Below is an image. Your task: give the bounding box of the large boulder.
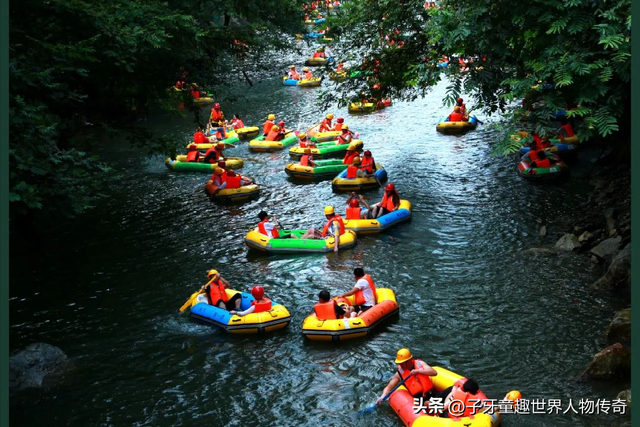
[581,343,630,380]
[10,343,68,391]
[590,236,622,260]
[606,308,631,344]
[555,234,580,251]
[592,244,631,290]
[617,389,631,407]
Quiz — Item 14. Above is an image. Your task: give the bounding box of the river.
[9,66,631,426]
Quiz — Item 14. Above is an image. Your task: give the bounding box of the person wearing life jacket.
[360,150,376,174]
[342,144,358,164]
[319,114,334,132]
[300,148,316,167]
[203,142,226,164]
[345,192,371,220]
[185,144,201,162]
[230,286,273,316]
[448,106,464,122]
[314,290,350,320]
[257,211,287,239]
[193,127,209,145]
[370,183,400,218]
[337,125,354,145]
[298,133,315,148]
[376,348,438,405]
[313,47,326,58]
[231,114,245,130]
[275,121,287,141]
[531,132,551,151]
[209,102,225,125]
[208,167,228,193]
[190,83,200,99]
[299,206,346,252]
[440,378,483,418]
[263,114,276,135]
[556,117,575,139]
[333,117,345,131]
[215,126,227,140]
[201,269,242,311]
[530,150,554,169]
[456,97,467,115]
[336,62,344,73]
[346,156,366,179]
[288,65,300,80]
[175,79,187,90]
[265,125,282,142]
[302,67,313,80]
[338,267,377,316]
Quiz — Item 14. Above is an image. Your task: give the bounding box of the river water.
[10,65,631,426]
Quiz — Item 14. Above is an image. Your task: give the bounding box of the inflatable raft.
[329,71,347,81]
[306,125,342,142]
[284,159,348,180]
[249,133,299,152]
[301,288,399,341]
[349,102,376,113]
[245,229,357,254]
[305,57,332,66]
[283,77,323,87]
[205,181,260,201]
[236,126,260,140]
[165,156,244,172]
[389,366,502,427]
[512,131,579,155]
[331,164,387,192]
[344,200,412,233]
[190,290,291,334]
[436,115,479,134]
[188,133,240,151]
[289,140,364,159]
[518,152,568,179]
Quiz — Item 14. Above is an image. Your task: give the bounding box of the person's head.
[385,183,395,193]
[214,102,221,109]
[188,144,197,151]
[318,290,331,302]
[268,114,276,120]
[214,167,224,176]
[462,379,479,395]
[226,170,237,177]
[233,114,241,120]
[326,113,334,120]
[341,124,349,131]
[251,286,265,300]
[217,160,226,169]
[349,198,360,208]
[457,97,463,103]
[394,348,413,368]
[258,211,269,221]
[352,156,361,165]
[304,148,312,154]
[347,144,356,152]
[303,67,310,72]
[454,106,461,112]
[324,205,335,218]
[196,127,202,132]
[353,267,365,278]
[217,142,225,149]
[271,125,280,132]
[299,132,307,140]
[336,118,345,124]
[363,150,372,158]
[207,269,219,279]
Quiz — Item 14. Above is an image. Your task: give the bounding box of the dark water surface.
[10,72,631,426]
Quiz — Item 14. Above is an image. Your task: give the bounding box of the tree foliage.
[325,0,631,153]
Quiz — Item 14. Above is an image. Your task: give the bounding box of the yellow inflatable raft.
[305,57,329,66]
[302,288,399,341]
[245,229,357,254]
[349,102,376,113]
[235,126,260,139]
[205,181,260,202]
[331,164,387,192]
[165,156,244,171]
[306,125,342,142]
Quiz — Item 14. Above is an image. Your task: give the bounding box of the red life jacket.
[257,218,280,238]
[319,119,332,132]
[354,274,377,305]
[194,132,207,144]
[210,109,223,122]
[226,175,242,189]
[191,90,200,99]
[561,124,575,137]
[313,52,322,58]
[535,158,551,168]
[321,214,346,237]
[186,150,199,162]
[233,119,244,129]
[204,147,220,163]
[263,120,275,135]
[314,300,338,320]
[360,156,374,174]
[398,359,434,397]
[300,155,313,166]
[381,192,398,211]
[265,128,280,141]
[448,112,464,122]
[346,165,359,178]
[343,151,358,164]
[251,298,272,313]
[207,279,228,304]
[528,150,540,162]
[346,207,361,220]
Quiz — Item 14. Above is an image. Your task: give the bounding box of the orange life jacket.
[289,70,300,80]
[210,109,224,122]
[360,156,374,173]
[343,151,358,164]
[300,154,313,166]
[263,120,275,135]
[448,112,464,122]
[354,274,377,305]
[304,71,313,79]
[257,218,280,238]
[381,192,398,211]
[226,175,242,189]
[338,132,352,145]
[194,132,207,144]
[299,139,309,148]
[314,300,338,319]
[561,124,575,137]
[313,52,323,58]
[346,165,359,178]
[186,151,199,162]
[333,122,344,131]
[398,359,434,397]
[265,128,280,141]
[321,214,345,237]
[346,207,361,220]
[336,64,344,72]
[319,118,332,132]
[251,298,272,313]
[449,379,477,418]
[207,279,227,304]
[232,119,244,129]
[204,147,222,163]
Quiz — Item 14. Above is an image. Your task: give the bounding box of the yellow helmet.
[324,205,335,215]
[289,65,295,69]
[303,67,310,72]
[352,156,361,164]
[207,269,219,277]
[341,124,349,130]
[213,168,224,175]
[271,125,280,131]
[298,132,307,139]
[304,148,312,154]
[395,348,413,364]
[346,144,356,151]
[268,114,276,120]
[326,113,334,119]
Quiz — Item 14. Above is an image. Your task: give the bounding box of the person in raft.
[314,290,354,320]
[455,97,467,115]
[257,211,292,239]
[298,132,316,148]
[185,144,201,163]
[343,144,359,164]
[448,106,468,122]
[300,148,316,167]
[230,114,244,130]
[299,205,346,253]
[333,117,345,131]
[302,67,314,79]
[263,114,276,135]
[313,47,326,58]
[528,150,558,169]
[203,142,226,164]
[345,156,367,178]
[555,117,575,140]
[369,183,400,218]
[287,65,300,80]
[202,269,242,311]
[318,114,334,132]
[530,132,551,151]
[338,267,377,316]
[360,150,376,174]
[230,286,272,316]
[376,348,439,405]
[337,124,354,145]
[345,193,371,219]
[209,102,225,126]
[225,169,253,186]
[193,127,210,145]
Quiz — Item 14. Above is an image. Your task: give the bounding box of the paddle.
[359,373,413,415]
[179,279,213,312]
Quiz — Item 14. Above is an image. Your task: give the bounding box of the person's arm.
[411,360,438,377]
[332,221,340,252]
[219,276,231,287]
[231,305,255,317]
[340,285,360,298]
[359,195,370,210]
[377,373,401,404]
